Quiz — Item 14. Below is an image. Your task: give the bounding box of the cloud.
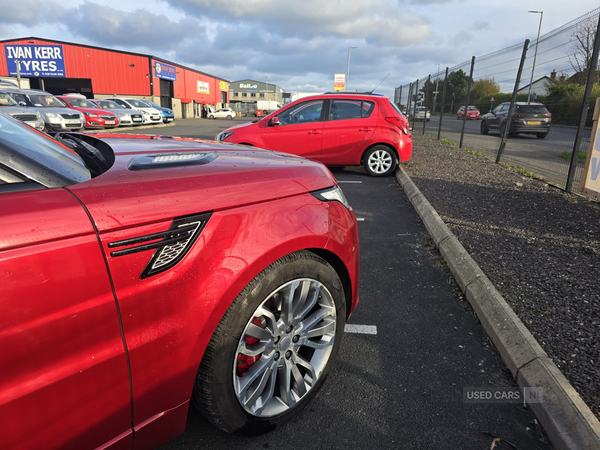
[473,20,489,30]
[0,0,65,25]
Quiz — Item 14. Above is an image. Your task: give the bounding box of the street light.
[527,10,544,104]
[346,47,357,91]
[265,76,268,100]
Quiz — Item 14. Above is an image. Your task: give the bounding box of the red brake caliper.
[237,317,265,377]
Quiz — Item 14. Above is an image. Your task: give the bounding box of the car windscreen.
[23,94,64,108]
[64,98,97,108]
[97,101,124,110]
[516,105,550,114]
[468,106,478,111]
[0,93,18,107]
[126,99,151,108]
[0,113,90,187]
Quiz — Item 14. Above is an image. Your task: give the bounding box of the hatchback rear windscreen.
[517,105,549,114]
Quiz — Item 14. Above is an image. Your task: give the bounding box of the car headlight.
[216,131,233,141]
[310,185,350,209]
[143,111,150,116]
[86,113,98,118]
[36,112,42,119]
[167,110,172,115]
[45,112,59,119]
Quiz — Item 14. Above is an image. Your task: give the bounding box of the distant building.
[517,71,559,97]
[229,79,285,104]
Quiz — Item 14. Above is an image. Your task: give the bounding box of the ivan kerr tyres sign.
[4,45,66,77]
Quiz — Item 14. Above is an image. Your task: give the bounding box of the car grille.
[60,113,80,119]
[65,123,81,128]
[100,115,115,120]
[13,114,38,121]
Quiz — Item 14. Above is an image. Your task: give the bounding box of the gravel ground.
[402,133,600,419]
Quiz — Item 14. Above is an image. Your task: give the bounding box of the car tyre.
[480,120,489,135]
[209,115,215,119]
[536,132,548,139]
[228,115,234,119]
[363,145,397,177]
[193,250,346,436]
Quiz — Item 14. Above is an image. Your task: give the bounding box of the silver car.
[5,89,84,131]
[0,92,44,130]
[91,99,144,126]
[103,97,162,124]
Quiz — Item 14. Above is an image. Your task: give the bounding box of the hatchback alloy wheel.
[364,145,396,176]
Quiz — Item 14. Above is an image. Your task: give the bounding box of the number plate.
[105,121,115,125]
[66,120,80,124]
[527,121,541,125]
[133,117,142,121]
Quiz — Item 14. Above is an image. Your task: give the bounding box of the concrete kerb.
[395,166,600,450]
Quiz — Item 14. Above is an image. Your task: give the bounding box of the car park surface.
[0,114,359,449]
[216,93,412,177]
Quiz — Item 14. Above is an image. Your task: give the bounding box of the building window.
[251,93,256,97]
[242,93,247,97]
[260,93,265,98]
[233,92,239,97]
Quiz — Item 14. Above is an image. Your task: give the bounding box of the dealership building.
[0,37,230,119]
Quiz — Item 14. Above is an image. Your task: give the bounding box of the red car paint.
[456,106,481,120]
[218,93,412,168]
[0,129,359,449]
[58,95,119,128]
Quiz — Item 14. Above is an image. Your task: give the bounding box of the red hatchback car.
[456,106,481,120]
[216,93,412,176]
[0,113,359,449]
[58,95,119,129]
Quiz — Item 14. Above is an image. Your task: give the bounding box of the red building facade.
[0,37,229,118]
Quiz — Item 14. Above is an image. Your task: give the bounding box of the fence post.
[566,13,600,193]
[438,67,449,141]
[398,85,402,107]
[459,56,475,149]
[496,39,530,164]
[423,75,430,135]
[412,79,419,131]
[406,83,413,127]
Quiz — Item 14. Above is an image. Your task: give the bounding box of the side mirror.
[19,102,27,107]
[270,117,280,126]
[491,110,496,115]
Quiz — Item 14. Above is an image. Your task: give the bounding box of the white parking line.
[344,324,377,335]
[337,181,363,184]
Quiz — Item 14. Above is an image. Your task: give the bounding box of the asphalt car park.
[126,119,551,449]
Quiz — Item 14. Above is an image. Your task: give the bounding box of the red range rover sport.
[0,112,360,449]
[216,93,412,176]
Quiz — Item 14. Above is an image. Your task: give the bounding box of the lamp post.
[433,63,440,113]
[265,76,269,101]
[527,10,543,104]
[346,47,357,91]
[14,59,22,89]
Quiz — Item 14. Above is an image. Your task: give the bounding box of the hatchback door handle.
[308,130,321,134]
[359,128,373,132]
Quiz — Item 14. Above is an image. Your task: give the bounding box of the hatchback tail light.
[385,116,410,135]
[512,113,525,117]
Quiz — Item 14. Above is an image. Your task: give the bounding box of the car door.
[321,99,377,165]
[490,103,508,129]
[263,99,325,161]
[0,186,132,450]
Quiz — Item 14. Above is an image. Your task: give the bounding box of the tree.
[446,69,470,103]
[568,17,600,85]
[471,78,500,99]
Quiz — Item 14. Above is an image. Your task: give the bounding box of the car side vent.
[128,152,217,170]
[108,212,212,279]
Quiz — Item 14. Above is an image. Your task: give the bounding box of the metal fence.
[397,7,600,192]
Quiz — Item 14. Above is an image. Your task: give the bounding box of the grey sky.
[0,0,598,99]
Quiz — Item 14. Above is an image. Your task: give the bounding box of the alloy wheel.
[233,278,336,417]
[367,149,393,175]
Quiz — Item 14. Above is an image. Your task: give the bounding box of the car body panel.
[457,106,481,120]
[58,96,119,129]
[209,108,235,119]
[1,123,360,449]
[103,98,162,124]
[141,101,175,122]
[0,189,131,450]
[0,93,45,130]
[481,102,551,136]
[3,89,84,130]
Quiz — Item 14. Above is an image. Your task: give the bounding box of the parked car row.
[0,85,174,131]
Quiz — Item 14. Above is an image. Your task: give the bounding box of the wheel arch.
[360,142,399,165]
[307,248,353,319]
